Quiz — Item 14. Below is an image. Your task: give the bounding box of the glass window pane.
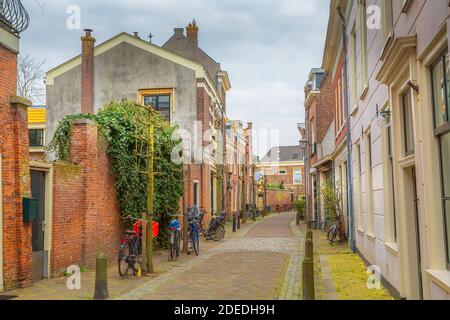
[144,96,157,107]
[446,53,450,123]
[445,200,450,264]
[294,170,302,184]
[432,57,446,128]
[29,129,44,147]
[158,95,170,111]
[402,92,415,155]
[441,132,450,198]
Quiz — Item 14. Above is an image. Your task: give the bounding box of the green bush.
[293,196,306,218]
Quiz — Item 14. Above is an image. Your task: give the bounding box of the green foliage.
[320,180,343,221]
[293,196,306,217]
[267,182,285,190]
[48,99,183,249]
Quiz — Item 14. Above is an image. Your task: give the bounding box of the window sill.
[366,232,376,241]
[398,154,415,168]
[385,242,399,255]
[426,269,450,293]
[30,147,45,153]
[360,84,369,101]
[357,228,365,235]
[350,103,359,117]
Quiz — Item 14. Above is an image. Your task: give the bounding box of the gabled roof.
[46,32,206,86]
[260,146,305,163]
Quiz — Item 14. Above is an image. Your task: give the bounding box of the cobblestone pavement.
[122,212,304,300]
[4,213,304,300]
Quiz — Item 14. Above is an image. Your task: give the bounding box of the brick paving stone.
[123,212,305,300]
[6,212,305,300]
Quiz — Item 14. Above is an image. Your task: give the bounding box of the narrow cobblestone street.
[5,213,304,300]
[122,212,304,300]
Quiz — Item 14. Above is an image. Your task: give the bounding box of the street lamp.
[299,139,308,152]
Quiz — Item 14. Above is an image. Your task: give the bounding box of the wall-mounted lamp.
[376,104,392,128]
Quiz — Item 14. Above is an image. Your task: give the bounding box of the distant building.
[256,146,305,210]
[28,106,47,161]
[226,120,255,218]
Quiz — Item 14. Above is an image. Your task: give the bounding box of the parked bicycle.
[118,216,159,278]
[169,214,181,261]
[118,217,144,278]
[187,207,200,256]
[327,214,345,244]
[190,206,226,242]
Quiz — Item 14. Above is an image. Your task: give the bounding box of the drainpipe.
[337,6,356,253]
[221,103,226,216]
[304,108,311,226]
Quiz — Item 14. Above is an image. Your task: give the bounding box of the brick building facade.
[0,18,33,290]
[256,146,305,211]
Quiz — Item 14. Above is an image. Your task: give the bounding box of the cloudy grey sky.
[20,0,329,157]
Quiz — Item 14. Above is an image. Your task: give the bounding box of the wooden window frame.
[430,51,450,268]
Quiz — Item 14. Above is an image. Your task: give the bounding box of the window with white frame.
[430,51,450,267]
[382,0,394,41]
[355,143,363,230]
[365,130,374,235]
[359,0,368,95]
[293,169,302,185]
[401,89,415,156]
[350,24,358,109]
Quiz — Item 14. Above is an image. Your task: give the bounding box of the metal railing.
[0,0,29,34]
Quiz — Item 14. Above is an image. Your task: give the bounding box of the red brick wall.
[0,44,32,289]
[51,163,83,274]
[265,190,294,211]
[262,165,305,201]
[51,120,121,275]
[316,73,335,143]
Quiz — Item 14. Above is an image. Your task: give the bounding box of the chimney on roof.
[174,28,184,39]
[81,29,95,114]
[133,32,140,38]
[186,19,198,46]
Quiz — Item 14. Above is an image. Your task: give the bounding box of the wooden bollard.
[93,254,109,300]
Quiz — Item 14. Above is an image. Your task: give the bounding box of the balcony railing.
[0,0,29,34]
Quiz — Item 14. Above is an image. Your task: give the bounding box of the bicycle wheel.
[175,230,181,258]
[169,233,176,261]
[118,242,131,278]
[210,223,225,241]
[191,230,200,256]
[327,225,339,244]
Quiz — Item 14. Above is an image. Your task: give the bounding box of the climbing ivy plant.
[48,99,183,249]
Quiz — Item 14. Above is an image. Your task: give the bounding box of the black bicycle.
[190,207,226,242]
[169,215,181,261]
[187,210,200,256]
[118,218,144,278]
[327,215,345,244]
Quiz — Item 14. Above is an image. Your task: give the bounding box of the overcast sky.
[20,0,329,157]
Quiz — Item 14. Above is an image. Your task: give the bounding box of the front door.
[30,170,45,282]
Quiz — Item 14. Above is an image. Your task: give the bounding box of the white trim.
[0,28,19,53]
[29,163,54,278]
[0,153,3,292]
[426,269,450,293]
[46,33,206,86]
